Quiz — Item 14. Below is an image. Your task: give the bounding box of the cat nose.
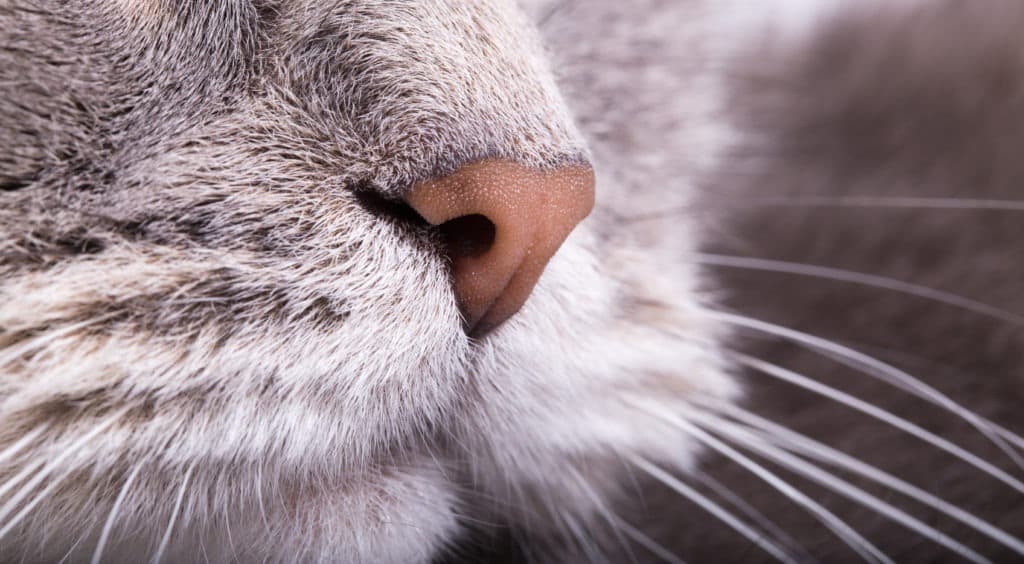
[405,159,595,337]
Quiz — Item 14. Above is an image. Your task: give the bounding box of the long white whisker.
[0,459,45,503]
[611,517,690,564]
[0,461,81,542]
[700,398,1024,556]
[696,254,1024,326]
[629,400,892,564]
[708,310,1024,472]
[815,340,1024,460]
[0,424,50,467]
[562,509,609,564]
[0,313,120,367]
[989,421,1024,453]
[569,468,640,564]
[732,352,1024,494]
[57,532,90,564]
[691,471,813,562]
[222,505,237,564]
[823,343,1024,461]
[731,195,1024,211]
[625,197,1024,223]
[150,463,195,564]
[254,464,271,535]
[629,455,796,564]
[92,463,143,564]
[0,410,126,536]
[688,410,992,564]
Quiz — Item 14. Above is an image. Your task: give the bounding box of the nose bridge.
[405,159,595,336]
[332,0,590,201]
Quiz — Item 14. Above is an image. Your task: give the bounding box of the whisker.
[0,424,50,467]
[700,398,1024,556]
[562,509,610,564]
[622,196,1024,223]
[727,195,1024,211]
[629,400,892,564]
[538,0,577,28]
[0,462,80,544]
[691,471,814,562]
[688,410,992,564]
[611,517,690,564]
[222,503,237,564]
[57,530,91,564]
[92,463,143,564]
[150,463,195,564]
[629,455,797,564]
[0,411,127,538]
[696,254,1024,326]
[0,459,45,503]
[0,312,120,367]
[253,464,271,535]
[731,352,1024,495]
[989,421,1024,454]
[707,310,1024,472]
[569,468,640,564]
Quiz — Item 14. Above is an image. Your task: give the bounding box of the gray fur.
[0,1,730,562]
[4,0,1024,563]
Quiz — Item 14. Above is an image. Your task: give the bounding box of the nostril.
[438,214,496,260]
[353,188,429,228]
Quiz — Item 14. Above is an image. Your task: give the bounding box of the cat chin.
[446,227,739,534]
[21,462,460,564]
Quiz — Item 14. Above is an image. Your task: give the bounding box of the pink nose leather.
[405,159,595,336]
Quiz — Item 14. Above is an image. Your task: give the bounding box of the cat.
[0,0,733,561]
[2,0,1022,563]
